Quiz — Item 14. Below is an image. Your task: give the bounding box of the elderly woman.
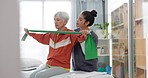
[24,11,86,78]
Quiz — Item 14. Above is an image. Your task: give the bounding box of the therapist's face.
[76,14,88,28]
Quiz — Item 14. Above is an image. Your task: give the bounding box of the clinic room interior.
[1,0,148,78]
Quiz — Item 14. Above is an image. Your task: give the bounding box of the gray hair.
[54,11,69,21]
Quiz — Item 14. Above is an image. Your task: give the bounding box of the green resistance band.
[21,30,81,41]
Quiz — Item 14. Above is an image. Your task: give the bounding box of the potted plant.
[94,22,109,38]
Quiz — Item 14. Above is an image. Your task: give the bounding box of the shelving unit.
[111,3,129,78]
[111,3,128,39]
[135,39,146,70]
[112,38,128,78]
[97,39,110,71]
[111,1,146,78]
[135,0,146,78]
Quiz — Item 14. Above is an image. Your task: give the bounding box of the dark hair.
[81,10,97,26]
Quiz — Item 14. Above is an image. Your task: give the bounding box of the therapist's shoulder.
[90,30,98,38]
[74,28,80,32]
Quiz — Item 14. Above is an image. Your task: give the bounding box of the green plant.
[94,22,109,38]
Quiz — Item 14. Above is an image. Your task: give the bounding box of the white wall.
[0,0,20,78]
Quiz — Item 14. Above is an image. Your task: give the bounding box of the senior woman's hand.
[24,28,29,35]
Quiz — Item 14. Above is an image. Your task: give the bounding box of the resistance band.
[21,30,81,41]
[21,30,97,60]
[85,34,98,60]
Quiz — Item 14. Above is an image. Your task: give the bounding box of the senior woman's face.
[54,16,66,29]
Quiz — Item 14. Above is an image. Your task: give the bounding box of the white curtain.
[73,0,105,33]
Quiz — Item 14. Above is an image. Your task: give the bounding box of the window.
[20,0,72,63]
[44,1,72,30]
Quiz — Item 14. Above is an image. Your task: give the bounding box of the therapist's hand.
[80,30,90,36]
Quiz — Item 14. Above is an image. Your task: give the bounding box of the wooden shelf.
[111,3,129,78]
[112,23,124,29]
[112,42,118,45]
[112,38,128,40]
[112,58,126,63]
[136,67,146,78]
[135,39,146,71]
[135,17,143,22]
[136,66,146,70]
[98,38,110,40]
[98,54,110,56]
[135,0,146,78]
